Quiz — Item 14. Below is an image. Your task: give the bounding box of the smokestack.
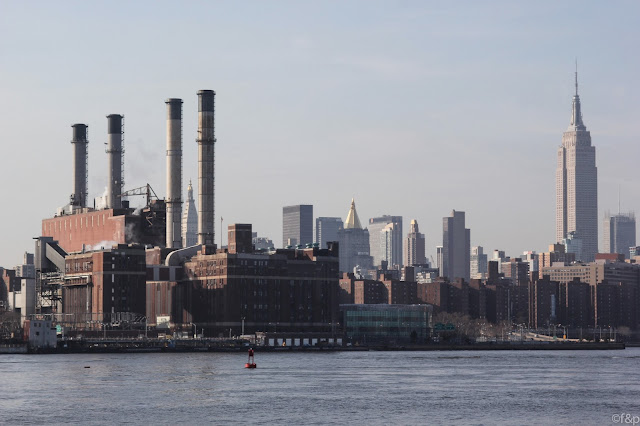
[70,124,88,207]
[165,98,183,248]
[196,90,216,246]
[106,114,124,209]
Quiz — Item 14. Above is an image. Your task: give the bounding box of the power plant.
[10,88,342,346]
[41,93,220,253]
[165,98,183,249]
[36,91,219,316]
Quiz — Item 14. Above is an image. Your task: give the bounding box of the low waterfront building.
[26,319,57,349]
[340,304,432,344]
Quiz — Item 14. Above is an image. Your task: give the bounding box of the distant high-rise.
[379,223,397,267]
[283,204,313,247]
[436,246,443,276]
[315,217,343,249]
[556,69,598,261]
[368,215,403,268]
[492,250,507,273]
[470,246,487,279]
[338,199,373,274]
[442,210,470,281]
[522,251,539,274]
[252,232,274,251]
[563,231,583,261]
[181,181,198,247]
[603,213,636,258]
[404,220,426,267]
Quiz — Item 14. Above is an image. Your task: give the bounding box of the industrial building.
[32,91,214,332]
[182,224,340,336]
[42,115,167,253]
[22,89,346,340]
[63,244,147,328]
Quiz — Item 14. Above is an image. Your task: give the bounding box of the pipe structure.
[70,124,88,207]
[106,114,123,209]
[165,98,183,248]
[196,90,216,246]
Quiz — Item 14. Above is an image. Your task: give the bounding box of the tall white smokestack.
[165,98,183,248]
[196,90,216,246]
[70,124,88,207]
[106,114,123,209]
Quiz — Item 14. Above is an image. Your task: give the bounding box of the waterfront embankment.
[2,339,625,354]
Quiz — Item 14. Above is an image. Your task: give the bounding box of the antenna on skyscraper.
[575,58,578,96]
[619,185,621,214]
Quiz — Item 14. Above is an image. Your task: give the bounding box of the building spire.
[569,62,586,131]
[575,59,578,96]
[344,198,362,229]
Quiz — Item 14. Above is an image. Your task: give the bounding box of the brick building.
[468,279,487,320]
[528,276,559,329]
[501,258,530,286]
[595,281,637,328]
[558,279,592,328]
[485,281,510,324]
[181,224,340,336]
[418,278,449,313]
[63,244,147,327]
[42,204,165,254]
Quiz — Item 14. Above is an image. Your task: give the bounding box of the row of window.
[48,214,109,233]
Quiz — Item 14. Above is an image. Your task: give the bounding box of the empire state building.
[556,71,598,261]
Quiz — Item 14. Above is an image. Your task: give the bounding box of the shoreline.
[2,341,627,354]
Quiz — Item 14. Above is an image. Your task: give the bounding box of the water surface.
[1,349,639,425]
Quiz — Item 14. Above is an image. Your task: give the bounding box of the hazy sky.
[1,1,639,267]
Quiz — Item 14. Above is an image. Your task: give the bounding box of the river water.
[1,348,639,425]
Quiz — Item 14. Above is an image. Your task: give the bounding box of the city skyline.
[1,2,639,266]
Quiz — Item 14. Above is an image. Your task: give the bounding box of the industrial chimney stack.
[196,90,216,246]
[70,124,88,207]
[165,98,183,248]
[106,114,124,209]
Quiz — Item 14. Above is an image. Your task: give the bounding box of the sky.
[0,1,639,267]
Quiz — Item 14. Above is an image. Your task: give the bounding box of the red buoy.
[245,348,257,368]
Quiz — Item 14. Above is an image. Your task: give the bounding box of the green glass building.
[341,304,432,344]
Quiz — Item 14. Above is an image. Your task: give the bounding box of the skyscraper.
[379,223,397,267]
[283,204,313,247]
[315,217,343,249]
[442,210,470,281]
[404,219,426,267]
[181,181,198,247]
[436,246,444,276]
[603,213,636,258]
[338,199,373,274]
[556,70,598,262]
[368,215,403,268]
[470,246,487,279]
